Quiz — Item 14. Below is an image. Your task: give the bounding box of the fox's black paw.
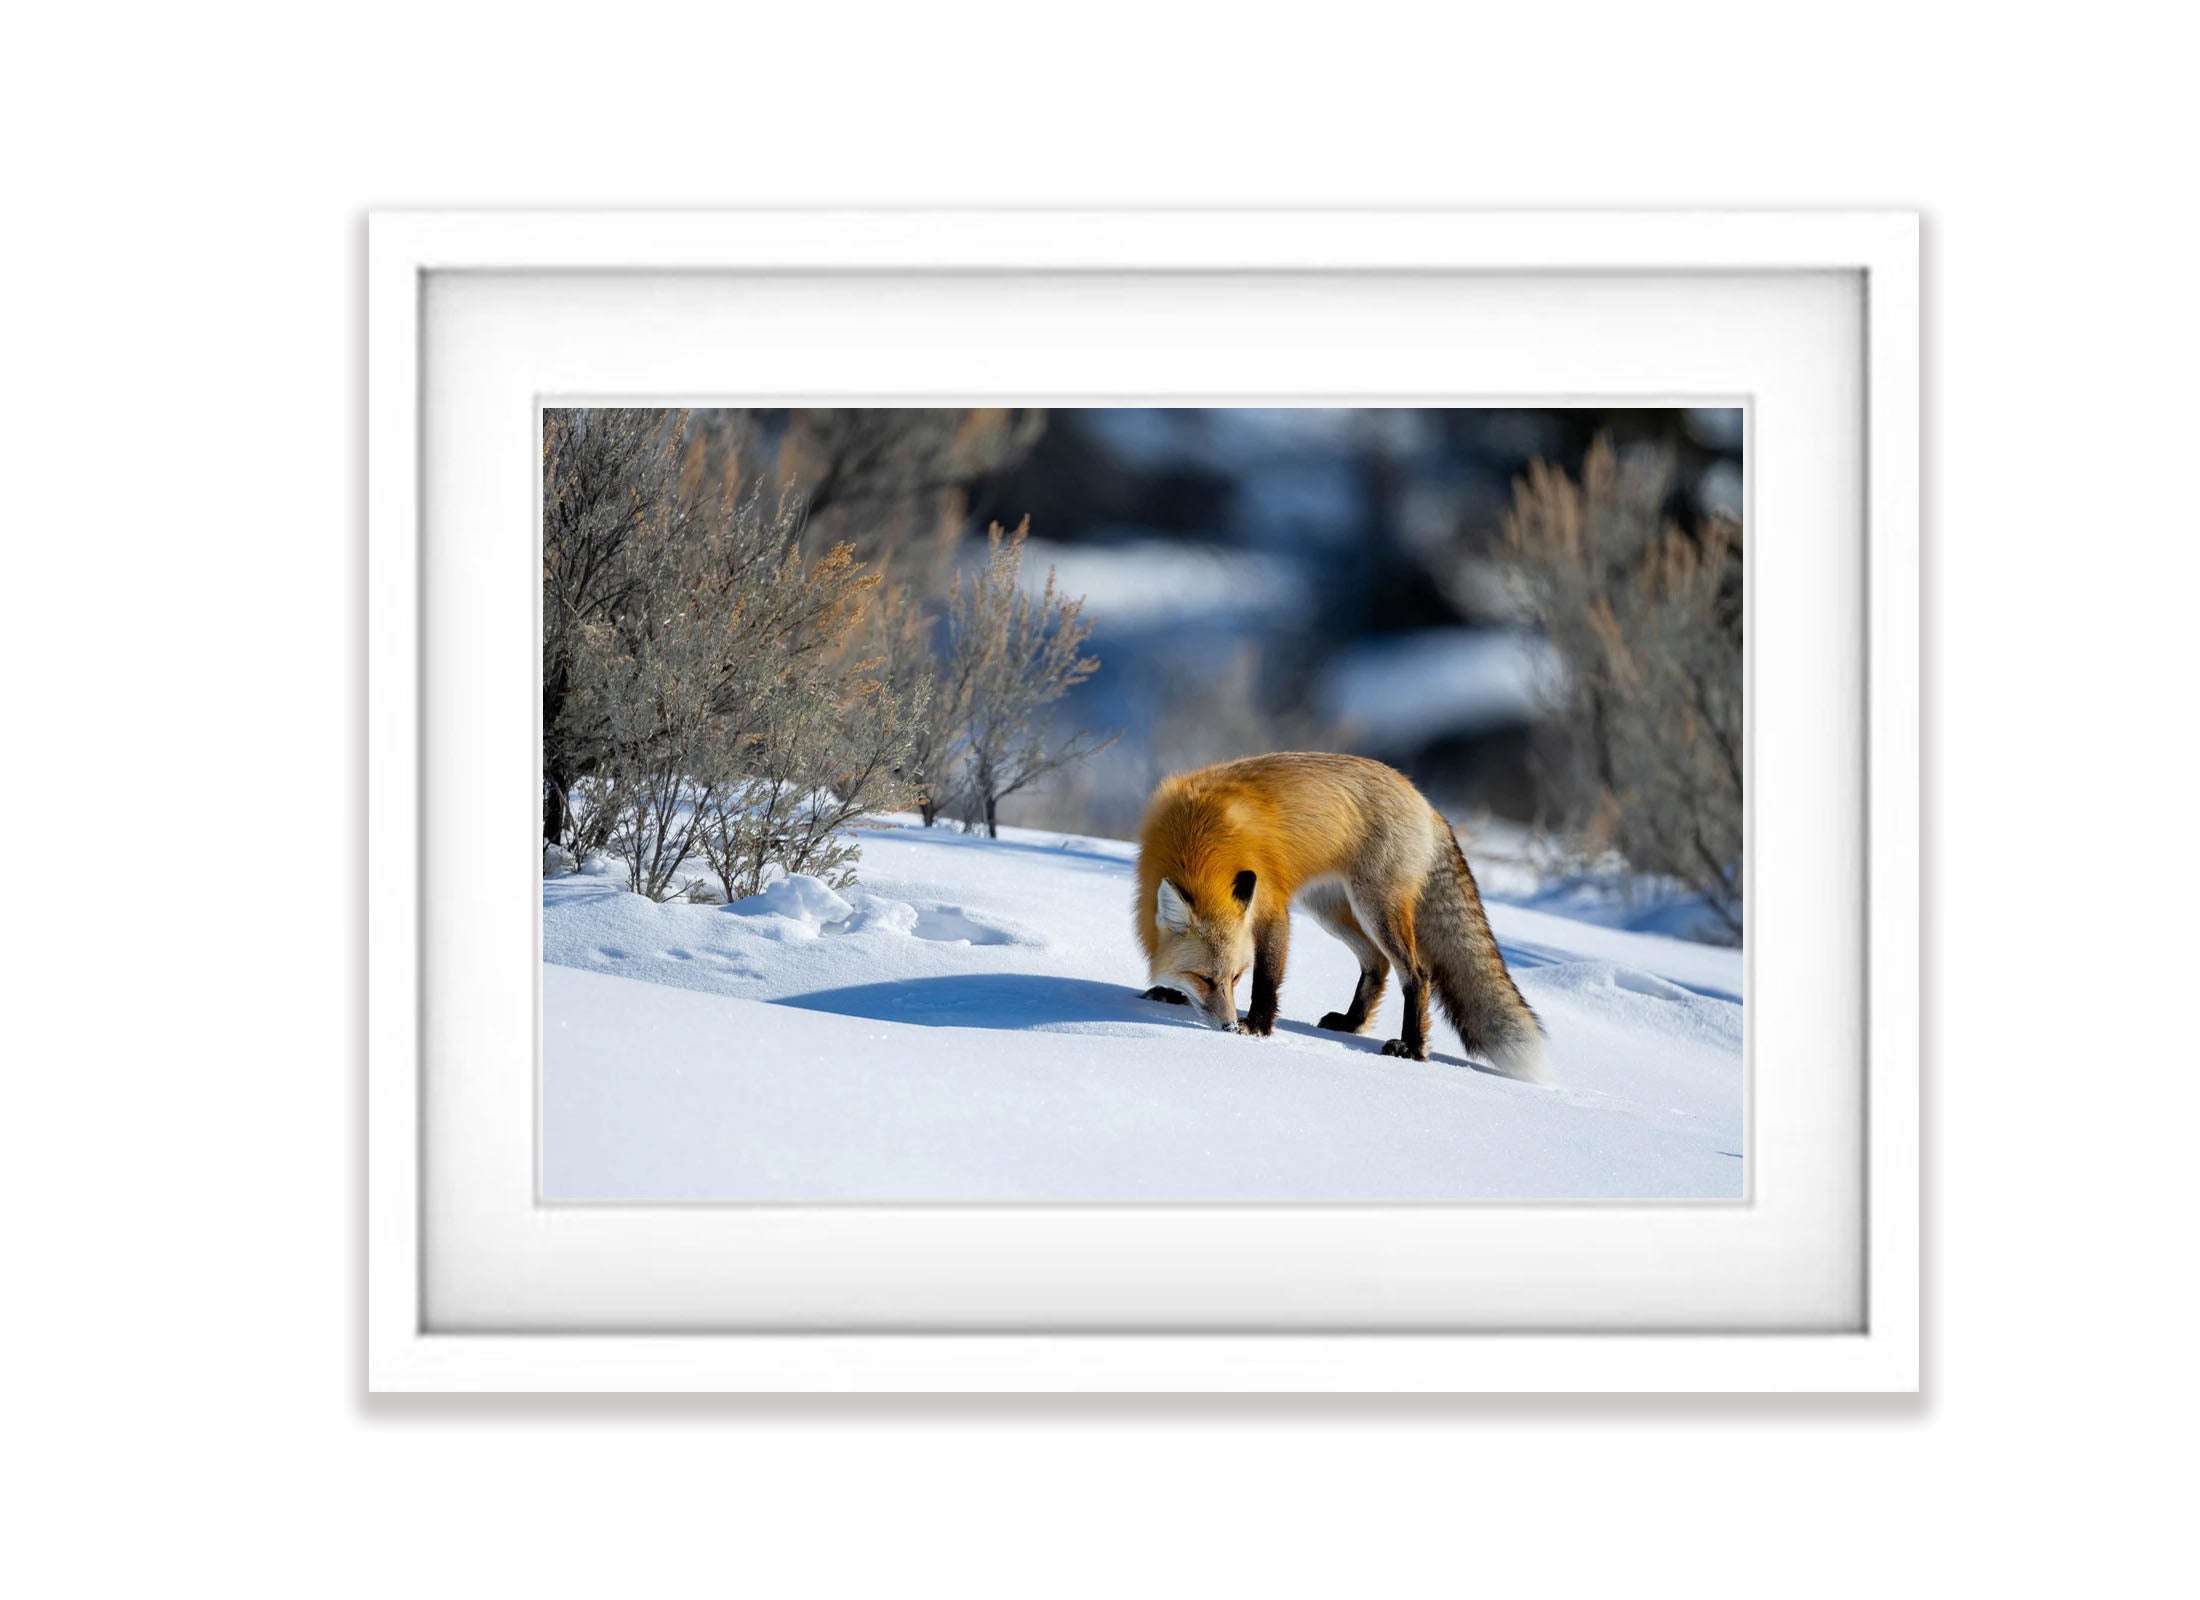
[1140,985,1189,1005]
[1379,1038,1429,1061]
[1234,1015,1275,1037]
[1317,1011,1363,1033]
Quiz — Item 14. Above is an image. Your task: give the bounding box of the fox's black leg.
[1140,985,1189,1005]
[1365,899,1431,1061]
[1318,963,1389,1034]
[1302,881,1391,1035]
[1240,913,1288,1036]
[1380,970,1432,1061]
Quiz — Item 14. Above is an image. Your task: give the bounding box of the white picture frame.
[368,210,1918,1392]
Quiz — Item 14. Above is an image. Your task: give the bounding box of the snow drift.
[543,819,1743,1200]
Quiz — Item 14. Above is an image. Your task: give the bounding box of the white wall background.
[4,4,2192,1594]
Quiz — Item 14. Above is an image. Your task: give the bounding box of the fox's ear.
[1232,870,1257,908]
[1156,878,1195,934]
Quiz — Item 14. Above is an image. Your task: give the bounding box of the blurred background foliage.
[946,406,1742,841]
[545,406,1744,937]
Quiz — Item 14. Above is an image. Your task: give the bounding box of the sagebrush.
[546,411,925,901]
[941,518,1116,838]
[1501,437,1743,938]
[542,409,1110,896]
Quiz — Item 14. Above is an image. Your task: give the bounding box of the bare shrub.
[855,574,962,828]
[542,407,1020,846]
[557,484,894,901]
[1501,437,1743,939]
[694,666,929,902]
[582,633,718,903]
[943,519,1117,838]
[561,536,726,903]
[562,775,620,862]
[542,408,690,846]
[543,408,1084,892]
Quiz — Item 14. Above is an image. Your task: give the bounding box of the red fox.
[1134,752,1547,1080]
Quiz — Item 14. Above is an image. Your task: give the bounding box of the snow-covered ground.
[543,818,1743,1201]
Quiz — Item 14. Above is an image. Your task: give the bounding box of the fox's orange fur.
[1134,752,1546,1078]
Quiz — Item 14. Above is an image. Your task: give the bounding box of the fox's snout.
[1158,980,1237,1030]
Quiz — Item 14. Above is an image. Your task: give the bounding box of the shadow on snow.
[775,974,1163,1031]
[774,973,1521,1078]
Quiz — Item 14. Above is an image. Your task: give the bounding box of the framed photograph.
[368,211,1917,1391]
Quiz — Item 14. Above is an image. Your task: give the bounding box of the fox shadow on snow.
[773,974,1506,1075]
[776,974,1164,1031]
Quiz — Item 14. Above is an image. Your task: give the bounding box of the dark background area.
[933,406,1742,835]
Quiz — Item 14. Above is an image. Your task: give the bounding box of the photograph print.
[542,406,1744,1200]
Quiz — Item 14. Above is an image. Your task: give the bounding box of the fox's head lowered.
[1148,870,1258,1030]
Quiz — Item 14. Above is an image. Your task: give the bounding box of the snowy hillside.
[543,820,1743,1201]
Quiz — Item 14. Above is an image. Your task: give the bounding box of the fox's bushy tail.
[1419,823,1548,1082]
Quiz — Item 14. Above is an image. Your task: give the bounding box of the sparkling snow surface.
[543,820,1743,1200]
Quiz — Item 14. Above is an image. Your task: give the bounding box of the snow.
[1462,818,1743,949]
[1014,537,1314,629]
[544,817,1744,1200]
[1314,628,1558,749]
[724,873,854,929]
